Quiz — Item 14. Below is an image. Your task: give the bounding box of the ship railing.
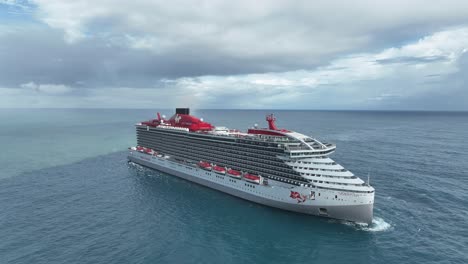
[286,145,311,150]
[156,125,190,132]
[286,144,336,151]
[205,132,295,143]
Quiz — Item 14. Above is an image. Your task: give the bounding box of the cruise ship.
[128,108,375,224]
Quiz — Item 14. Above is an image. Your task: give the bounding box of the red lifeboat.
[227,169,242,179]
[136,146,145,152]
[144,148,153,154]
[244,173,261,184]
[213,165,226,174]
[198,161,212,171]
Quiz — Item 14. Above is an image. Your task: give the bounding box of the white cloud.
[31,0,468,62]
[160,27,468,108]
[21,82,73,94]
[251,78,293,86]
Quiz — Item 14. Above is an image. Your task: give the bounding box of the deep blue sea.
[0,109,467,264]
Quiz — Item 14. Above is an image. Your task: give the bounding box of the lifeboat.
[213,165,226,174]
[227,169,242,179]
[136,146,145,152]
[198,161,212,171]
[244,173,261,184]
[144,148,153,154]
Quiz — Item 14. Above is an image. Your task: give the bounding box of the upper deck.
[137,109,336,158]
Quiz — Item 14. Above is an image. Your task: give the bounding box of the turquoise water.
[0,109,467,263]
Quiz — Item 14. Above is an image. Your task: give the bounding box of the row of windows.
[137,129,345,186]
[147,128,275,152]
[137,138,308,185]
[189,157,369,193]
[293,166,347,173]
[186,131,285,154]
[180,139,284,164]
[141,140,296,177]
[316,186,374,194]
[299,172,357,180]
[138,136,285,171]
[306,178,362,187]
[138,129,284,157]
[197,165,259,189]
[290,149,334,156]
[137,132,305,179]
[296,161,337,165]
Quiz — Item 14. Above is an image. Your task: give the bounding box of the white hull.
[128,151,374,224]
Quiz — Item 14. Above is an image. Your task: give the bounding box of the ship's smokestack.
[266,114,278,130]
[176,108,190,115]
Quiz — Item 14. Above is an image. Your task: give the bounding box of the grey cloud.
[30,1,468,75]
[425,74,443,78]
[2,1,468,90]
[1,1,468,110]
[0,26,326,90]
[376,56,449,65]
[368,53,468,110]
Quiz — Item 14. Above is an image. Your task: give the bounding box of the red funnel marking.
[266,114,278,130]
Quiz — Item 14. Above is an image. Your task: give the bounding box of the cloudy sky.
[1,0,468,109]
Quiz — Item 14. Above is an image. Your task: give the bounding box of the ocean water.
[0,109,467,264]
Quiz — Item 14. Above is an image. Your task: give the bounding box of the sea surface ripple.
[0,109,467,264]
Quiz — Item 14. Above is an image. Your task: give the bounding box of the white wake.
[359,217,392,232]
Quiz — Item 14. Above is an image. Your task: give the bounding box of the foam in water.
[337,217,391,232]
[360,217,392,232]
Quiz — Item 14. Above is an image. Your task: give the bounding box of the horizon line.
[1,107,467,112]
